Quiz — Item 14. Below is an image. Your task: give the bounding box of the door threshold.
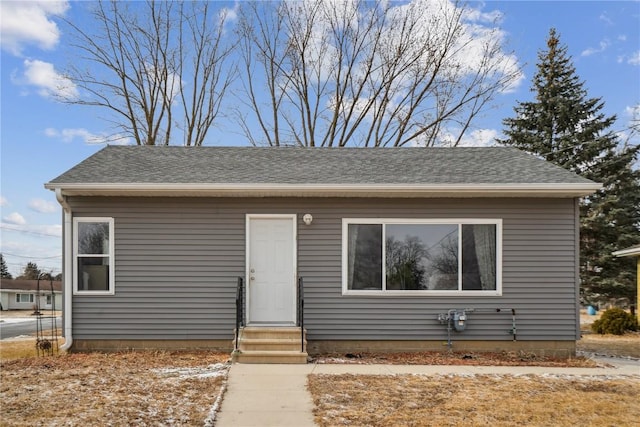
[246,323,297,327]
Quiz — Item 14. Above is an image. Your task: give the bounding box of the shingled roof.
[45,146,600,198]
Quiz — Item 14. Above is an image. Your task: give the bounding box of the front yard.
[308,373,640,427]
[1,313,638,426]
[0,351,229,427]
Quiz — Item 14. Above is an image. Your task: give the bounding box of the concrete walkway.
[215,360,639,427]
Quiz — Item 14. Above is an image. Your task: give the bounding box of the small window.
[46,295,53,305]
[16,294,34,303]
[343,219,501,295]
[74,218,115,295]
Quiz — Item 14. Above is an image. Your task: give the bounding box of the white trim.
[341,218,503,297]
[59,198,73,350]
[612,245,640,257]
[73,217,115,296]
[245,214,297,325]
[46,182,601,198]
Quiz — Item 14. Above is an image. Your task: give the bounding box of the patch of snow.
[153,363,229,380]
[2,334,33,340]
[0,317,38,324]
[203,378,227,427]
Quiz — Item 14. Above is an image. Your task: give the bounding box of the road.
[0,317,62,340]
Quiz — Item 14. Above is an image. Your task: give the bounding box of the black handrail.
[297,277,304,352]
[235,277,244,351]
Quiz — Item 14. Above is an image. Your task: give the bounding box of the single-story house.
[0,279,62,311]
[45,146,600,361]
[612,244,640,321]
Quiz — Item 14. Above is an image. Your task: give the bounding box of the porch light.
[303,214,313,225]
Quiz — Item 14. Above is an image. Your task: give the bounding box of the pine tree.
[499,28,640,306]
[0,254,12,279]
[17,262,42,280]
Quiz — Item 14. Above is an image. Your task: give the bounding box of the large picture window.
[73,217,114,295]
[343,219,501,295]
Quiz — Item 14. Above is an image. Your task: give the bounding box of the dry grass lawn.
[308,373,640,427]
[577,333,640,358]
[309,332,639,426]
[1,308,637,426]
[1,351,230,426]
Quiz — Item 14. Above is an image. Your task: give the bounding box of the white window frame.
[73,217,115,295]
[342,218,502,296]
[16,293,34,303]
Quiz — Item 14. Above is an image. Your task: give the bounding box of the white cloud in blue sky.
[581,39,611,57]
[0,1,69,56]
[28,199,58,214]
[44,127,133,145]
[3,212,27,226]
[16,59,78,100]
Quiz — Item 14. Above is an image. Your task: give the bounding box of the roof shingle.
[47,146,594,186]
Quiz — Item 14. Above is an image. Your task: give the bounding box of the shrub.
[591,308,638,335]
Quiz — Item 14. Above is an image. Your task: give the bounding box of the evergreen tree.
[499,28,640,305]
[0,254,12,279]
[17,262,42,280]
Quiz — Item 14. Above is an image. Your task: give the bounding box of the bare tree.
[62,0,235,146]
[235,0,521,147]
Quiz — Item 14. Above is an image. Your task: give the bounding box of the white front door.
[247,215,296,325]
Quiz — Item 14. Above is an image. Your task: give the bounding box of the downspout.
[56,188,73,351]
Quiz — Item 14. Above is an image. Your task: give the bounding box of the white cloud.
[598,13,613,26]
[627,51,640,66]
[0,196,7,207]
[0,1,69,56]
[3,212,27,226]
[1,223,62,237]
[457,129,499,147]
[44,127,133,145]
[28,199,58,214]
[220,2,240,22]
[418,127,498,147]
[625,104,640,118]
[20,59,78,100]
[462,8,504,24]
[581,39,611,57]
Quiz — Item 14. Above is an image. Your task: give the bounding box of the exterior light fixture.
[303,214,313,225]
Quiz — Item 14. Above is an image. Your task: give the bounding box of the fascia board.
[45,182,602,198]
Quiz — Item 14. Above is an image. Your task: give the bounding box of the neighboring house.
[0,279,62,311]
[45,146,599,361]
[612,244,640,321]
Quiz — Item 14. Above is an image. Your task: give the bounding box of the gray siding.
[67,197,578,342]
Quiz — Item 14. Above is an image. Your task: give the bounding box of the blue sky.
[1,1,639,277]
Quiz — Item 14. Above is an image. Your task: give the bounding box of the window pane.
[462,224,496,290]
[386,224,458,290]
[347,224,382,290]
[16,294,33,303]
[78,257,110,291]
[78,222,109,255]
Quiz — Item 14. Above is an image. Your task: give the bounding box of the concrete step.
[239,326,305,340]
[239,338,307,352]
[232,350,308,364]
[233,327,308,364]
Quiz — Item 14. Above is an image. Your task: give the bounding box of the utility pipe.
[56,189,73,351]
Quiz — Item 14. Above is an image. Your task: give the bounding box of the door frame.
[245,214,297,325]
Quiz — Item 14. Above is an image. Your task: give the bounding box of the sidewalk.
[215,359,639,427]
